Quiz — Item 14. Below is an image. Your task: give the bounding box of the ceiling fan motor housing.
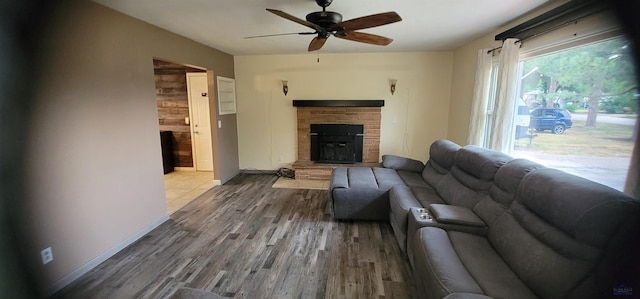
[306,11,342,28]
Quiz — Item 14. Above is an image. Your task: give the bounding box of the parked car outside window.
[529,108,573,134]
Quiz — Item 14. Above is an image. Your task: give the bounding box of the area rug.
[271,177,330,190]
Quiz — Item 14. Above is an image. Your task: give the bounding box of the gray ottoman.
[330,167,406,220]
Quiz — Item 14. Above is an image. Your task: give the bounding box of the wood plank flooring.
[52,174,415,299]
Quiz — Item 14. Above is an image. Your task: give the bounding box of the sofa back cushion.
[488,168,640,298]
[517,168,637,248]
[455,145,512,180]
[436,145,511,209]
[422,139,460,186]
[474,159,545,226]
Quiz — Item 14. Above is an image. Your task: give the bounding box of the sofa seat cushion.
[330,167,406,220]
[397,170,431,188]
[414,227,537,299]
[411,186,444,207]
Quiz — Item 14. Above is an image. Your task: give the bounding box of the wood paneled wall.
[154,59,204,167]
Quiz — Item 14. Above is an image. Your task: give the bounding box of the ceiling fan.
[246,0,402,51]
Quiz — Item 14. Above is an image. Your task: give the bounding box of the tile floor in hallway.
[164,170,214,214]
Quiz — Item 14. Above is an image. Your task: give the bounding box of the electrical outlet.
[41,247,53,264]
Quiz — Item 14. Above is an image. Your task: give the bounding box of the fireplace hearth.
[310,124,363,164]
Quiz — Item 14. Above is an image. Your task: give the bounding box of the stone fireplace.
[293,100,383,180]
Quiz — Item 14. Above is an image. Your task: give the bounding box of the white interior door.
[187,73,214,171]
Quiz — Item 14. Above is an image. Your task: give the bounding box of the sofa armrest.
[429,204,486,227]
[382,155,425,173]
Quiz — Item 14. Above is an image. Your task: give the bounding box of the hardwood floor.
[53,174,416,299]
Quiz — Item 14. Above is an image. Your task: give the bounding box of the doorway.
[153,59,215,213]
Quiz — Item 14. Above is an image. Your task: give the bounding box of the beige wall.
[235,52,453,169]
[25,1,236,292]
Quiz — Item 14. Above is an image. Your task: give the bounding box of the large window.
[507,37,638,191]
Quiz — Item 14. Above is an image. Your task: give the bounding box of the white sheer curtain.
[625,120,639,198]
[467,49,493,146]
[489,38,520,154]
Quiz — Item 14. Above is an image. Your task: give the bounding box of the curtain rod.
[488,8,604,55]
[487,40,521,54]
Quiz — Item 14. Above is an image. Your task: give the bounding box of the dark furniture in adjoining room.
[160,131,174,174]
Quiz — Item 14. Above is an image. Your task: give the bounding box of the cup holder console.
[412,207,433,221]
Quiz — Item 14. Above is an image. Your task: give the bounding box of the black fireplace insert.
[310,124,363,164]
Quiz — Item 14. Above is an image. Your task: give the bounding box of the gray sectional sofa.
[329,139,640,299]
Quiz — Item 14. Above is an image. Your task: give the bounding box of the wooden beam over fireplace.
[292,100,385,107]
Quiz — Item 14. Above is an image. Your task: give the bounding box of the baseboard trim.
[45,215,170,296]
[220,170,242,184]
[174,167,195,171]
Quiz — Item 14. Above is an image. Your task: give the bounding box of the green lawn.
[514,120,635,157]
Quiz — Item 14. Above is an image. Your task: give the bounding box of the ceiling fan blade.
[266,9,323,31]
[335,12,402,31]
[244,32,316,39]
[308,37,328,51]
[335,31,393,46]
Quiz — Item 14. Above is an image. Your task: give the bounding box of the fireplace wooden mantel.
[292,100,385,107]
[293,100,383,180]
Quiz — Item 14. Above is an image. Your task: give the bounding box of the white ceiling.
[93,0,550,56]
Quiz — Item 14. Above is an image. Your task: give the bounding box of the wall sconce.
[389,79,397,95]
[282,80,289,96]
